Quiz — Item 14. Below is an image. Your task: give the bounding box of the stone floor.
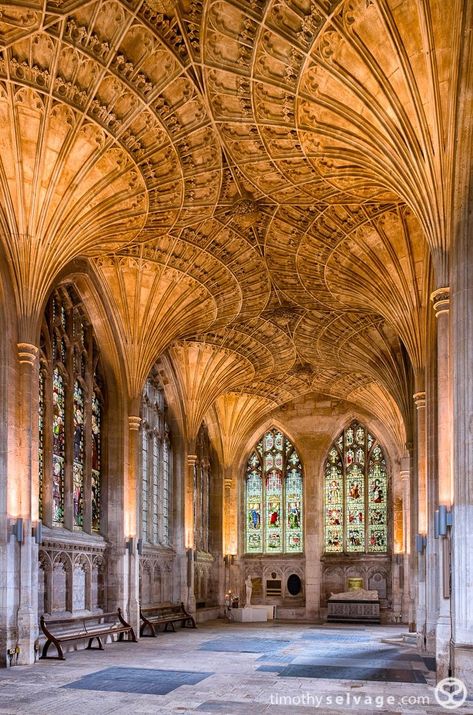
[0,621,472,714]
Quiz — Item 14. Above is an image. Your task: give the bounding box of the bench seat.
[39,609,137,660]
[140,602,196,636]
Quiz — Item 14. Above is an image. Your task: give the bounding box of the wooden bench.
[140,602,196,636]
[39,609,137,660]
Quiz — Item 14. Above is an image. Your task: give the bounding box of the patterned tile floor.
[0,621,471,714]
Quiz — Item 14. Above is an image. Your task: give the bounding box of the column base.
[425,618,437,655]
[16,606,37,665]
[128,552,141,639]
[452,642,473,692]
[416,603,427,651]
[436,613,452,681]
[187,590,196,614]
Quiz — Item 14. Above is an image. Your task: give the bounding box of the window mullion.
[343,438,347,553]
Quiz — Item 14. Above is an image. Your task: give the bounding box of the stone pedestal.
[232,606,267,622]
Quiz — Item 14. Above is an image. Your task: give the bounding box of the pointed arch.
[245,426,303,555]
[324,419,389,555]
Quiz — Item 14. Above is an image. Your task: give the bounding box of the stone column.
[186,453,197,612]
[126,414,141,637]
[431,288,453,680]
[15,343,39,665]
[222,471,236,608]
[399,463,412,625]
[223,469,238,557]
[451,159,473,689]
[413,391,427,645]
[305,440,321,621]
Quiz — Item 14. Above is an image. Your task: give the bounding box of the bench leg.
[140,623,156,637]
[41,639,65,660]
[128,627,137,643]
[86,636,104,650]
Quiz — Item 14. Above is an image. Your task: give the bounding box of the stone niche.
[139,547,177,606]
[240,557,305,618]
[38,530,106,617]
[321,555,391,622]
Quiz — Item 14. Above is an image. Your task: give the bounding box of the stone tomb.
[327,588,380,623]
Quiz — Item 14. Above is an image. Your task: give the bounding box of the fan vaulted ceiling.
[0,0,463,450]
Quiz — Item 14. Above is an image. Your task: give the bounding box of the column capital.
[431,287,450,318]
[17,342,38,366]
[413,391,426,409]
[399,470,410,483]
[128,415,141,431]
[187,454,197,467]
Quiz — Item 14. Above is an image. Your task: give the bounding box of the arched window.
[38,286,103,532]
[245,428,303,554]
[324,420,388,554]
[194,423,211,553]
[140,372,172,546]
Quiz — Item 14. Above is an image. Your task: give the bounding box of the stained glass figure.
[325,448,343,553]
[245,428,303,554]
[266,471,282,552]
[324,421,388,555]
[368,444,388,552]
[286,469,303,552]
[246,466,263,553]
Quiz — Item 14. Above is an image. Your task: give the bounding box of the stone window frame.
[140,371,173,547]
[39,284,104,534]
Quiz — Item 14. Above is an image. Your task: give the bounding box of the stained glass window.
[73,381,85,528]
[245,428,303,554]
[141,428,149,538]
[91,392,102,532]
[162,437,170,545]
[52,367,65,526]
[152,433,159,543]
[140,370,173,547]
[324,421,388,554]
[195,423,211,553]
[39,285,103,533]
[38,366,45,521]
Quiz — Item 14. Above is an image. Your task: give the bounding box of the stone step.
[381,632,417,647]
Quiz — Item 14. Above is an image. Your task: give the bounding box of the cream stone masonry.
[0,0,471,688]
